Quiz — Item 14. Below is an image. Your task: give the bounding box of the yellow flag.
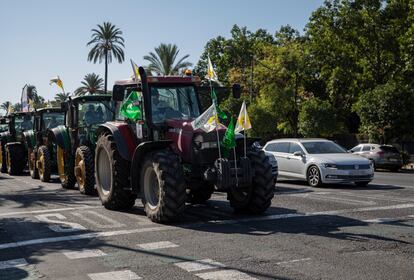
[7,104,14,115]
[235,101,252,133]
[50,76,64,90]
[130,59,141,82]
[207,55,218,82]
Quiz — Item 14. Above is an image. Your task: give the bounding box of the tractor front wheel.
[37,146,51,182]
[95,134,136,210]
[75,146,95,195]
[140,150,187,223]
[227,150,274,213]
[57,146,76,189]
[6,144,25,175]
[28,148,39,179]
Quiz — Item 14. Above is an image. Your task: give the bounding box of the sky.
[0,0,324,108]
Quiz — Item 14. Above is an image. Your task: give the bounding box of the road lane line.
[0,206,100,217]
[175,259,225,272]
[0,226,171,250]
[137,241,179,250]
[0,258,28,270]
[196,269,257,280]
[276,258,311,265]
[72,211,125,229]
[88,270,141,280]
[63,249,107,259]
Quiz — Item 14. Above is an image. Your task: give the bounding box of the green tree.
[298,97,338,138]
[75,73,104,96]
[87,22,125,94]
[55,92,71,103]
[1,101,11,113]
[143,43,192,75]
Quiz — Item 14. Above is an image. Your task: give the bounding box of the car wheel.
[307,165,322,187]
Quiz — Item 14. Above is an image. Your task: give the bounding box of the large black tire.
[56,146,76,189]
[307,165,323,187]
[75,146,96,195]
[37,146,51,182]
[95,134,136,210]
[6,144,25,175]
[187,182,214,204]
[0,143,7,173]
[28,148,39,179]
[227,150,274,213]
[140,150,187,223]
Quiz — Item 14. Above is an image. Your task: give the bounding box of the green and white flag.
[211,88,227,121]
[120,91,142,121]
[191,104,219,133]
[221,116,236,157]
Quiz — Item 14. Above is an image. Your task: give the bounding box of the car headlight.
[324,163,337,169]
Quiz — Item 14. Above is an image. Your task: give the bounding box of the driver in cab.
[84,104,98,126]
[151,93,169,123]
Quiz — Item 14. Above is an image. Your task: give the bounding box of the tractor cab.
[0,117,8,132]
[7,112,34,142]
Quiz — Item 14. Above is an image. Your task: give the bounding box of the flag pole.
[244,103,247,158]
[207,54,222,159]
[233,147,238,186]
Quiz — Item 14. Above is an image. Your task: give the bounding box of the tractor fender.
[5,142,24,148]
[48,125,71,151]
[96,122,138,161]
[23,130,36,149]
[130,140,173,194]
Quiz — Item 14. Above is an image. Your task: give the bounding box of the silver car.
[263,138,374,187]
[350,144,403,171]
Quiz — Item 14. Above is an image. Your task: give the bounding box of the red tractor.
[94,67,274,223]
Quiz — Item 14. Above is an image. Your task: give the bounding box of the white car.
[263,138,374,187]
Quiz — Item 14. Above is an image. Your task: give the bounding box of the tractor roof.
[114,75,201,87]
[71,94,112,102]
[8,111,32,117]
[35,107,64,114]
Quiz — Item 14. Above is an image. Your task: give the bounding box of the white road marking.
[0,226,170,250]
[175,259,225,272]
[276,258,311,265]
[196,269,257,280]
[35,213,86,232]
[63,249,107,259]
[249,231,273,235]
[0,258,28,270]
[72,211,125,228]
[0,206,99,217]
[293,193,376,205]
[138,241,178,250]
[363,218,400,223]
[88,270,141,280]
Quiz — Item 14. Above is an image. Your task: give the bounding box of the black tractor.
[24,107,65,182]
[0,112,33,175]
[94,67,274,223]
[49,94,115,194]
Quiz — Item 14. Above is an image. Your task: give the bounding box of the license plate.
[350,170,365,176]
[389,158,398,162]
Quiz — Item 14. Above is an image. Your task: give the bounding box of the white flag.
[191,104,219,132]
[235,101,252,133]
[206,55,219,82]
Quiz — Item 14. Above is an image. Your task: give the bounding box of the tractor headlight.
[201,142,218,149]
[324,163,337,169]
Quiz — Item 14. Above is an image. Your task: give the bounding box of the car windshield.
[150,85,200,124]
[302,141,347,154]
[15,114,33,132]
[42,112,65,130]
[78,101,113,127]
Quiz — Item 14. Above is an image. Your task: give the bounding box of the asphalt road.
[0,170,413,280]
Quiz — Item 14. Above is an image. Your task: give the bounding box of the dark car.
[350,144,402,171]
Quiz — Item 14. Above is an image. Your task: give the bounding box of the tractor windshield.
[14,114,33,132]
[150,85,200,124]
[78,101,114,127]
[0,123,7,132]
[42,112,65,130]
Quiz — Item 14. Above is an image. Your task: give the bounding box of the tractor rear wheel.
[28,148,39,179]
[57,146,76,189]
[227,150,274,213]
[187,182,214,204]
[6,144,25,175]
[75,146,95,195]
[37,146,51,182]
[95,134,136,210]
[140,150,187,223]
[0,143,7,173]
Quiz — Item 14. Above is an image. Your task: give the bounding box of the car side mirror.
[293,151,303,157]
[232,84,241,99]
[112,86,125,102]
[61,102,68,111]
[348,150,353,153]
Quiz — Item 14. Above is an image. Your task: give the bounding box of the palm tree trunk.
[104,49,108,94]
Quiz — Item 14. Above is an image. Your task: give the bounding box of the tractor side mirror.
[112,86,125,102]
[61,102,68,111]
[232,84,241,99]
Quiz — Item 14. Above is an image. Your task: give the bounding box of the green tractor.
[49,94,115,194]
[0,112,33,175]
[24,107,65,182]
[94,67,274,223]
[0,117,8,133]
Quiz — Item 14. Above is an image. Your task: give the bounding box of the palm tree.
[143,43,193,76]
[1,101,11,113]
[55,92,71,103]
[74,73,104,96]
[87,22,125,94]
